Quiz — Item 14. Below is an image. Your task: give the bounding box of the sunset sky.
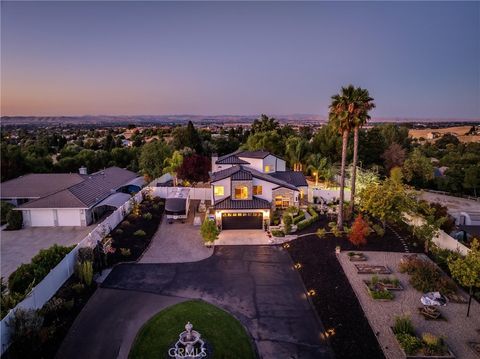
[1,1,479,119]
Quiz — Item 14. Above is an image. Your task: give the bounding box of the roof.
[17,167,139,209]
[214,196,271,210]
[216,155,249,165]
[231,169,253,181]
[215,150,279,164]
[236,150,272,159]
[270,171,308,187]
[0,173,84,199]
[210,165,298,191]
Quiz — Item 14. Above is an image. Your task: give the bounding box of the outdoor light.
[324,328,336,337]
[307,289,316,296]
[294,263,302,269]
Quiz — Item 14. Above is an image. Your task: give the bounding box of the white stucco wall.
[251,178,276,202]
[211,177,231,203]
[239,157,263,172]
[212,163,234,173]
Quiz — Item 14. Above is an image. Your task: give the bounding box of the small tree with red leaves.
[177,154,211,184]
[349,214,370,247]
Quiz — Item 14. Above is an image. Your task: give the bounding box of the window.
[214,185,224,196]
[275,196,290,208]
[264,165,272,173]
[253,185,263,195]
[234,186,248,200]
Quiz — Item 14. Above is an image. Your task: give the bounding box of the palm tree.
[349,88,375,214]
[328,85,360,230]
[307,154,336,186]
[286,136,309,171]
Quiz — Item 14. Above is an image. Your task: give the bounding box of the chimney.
[79,166,88,175]
[211,153,218,172]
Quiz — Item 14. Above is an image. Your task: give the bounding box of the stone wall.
[231,180,253,200]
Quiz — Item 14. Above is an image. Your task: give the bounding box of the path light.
[294,263,302,270]
[307,289,316,296]
[324,328,336,337]
[283,243,290,249]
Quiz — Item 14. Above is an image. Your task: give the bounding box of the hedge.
[293,211,306,224]
[296,207,320,231]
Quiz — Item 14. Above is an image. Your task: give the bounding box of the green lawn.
[129,300,256,359]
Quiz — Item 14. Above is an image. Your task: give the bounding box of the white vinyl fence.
[151,186,212,201]
[308,187,351,204]
[0,191,144,354]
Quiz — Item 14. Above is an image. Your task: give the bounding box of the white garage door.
[57,209,81,226]
[30,210,55,227]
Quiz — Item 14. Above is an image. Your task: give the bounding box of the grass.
[129,300,256,359]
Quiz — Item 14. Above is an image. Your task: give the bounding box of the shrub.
[402,258,457,294]
[316,228,326,239]
[296,207,320,231]
[142,212,153,220]
[396,333,422,355]
[120,220,131,229]
[1,201,14,224]
[200,219,219,244]
[120,248,131,257]
[422,333,446,355]
[8,263,36,294]
[393,315,415,336]
[293,212,306,224]
[77,247,94,263]
[349,214,370,247]
[370,289,394,300]
[76,261,93,287]
[331,226,342,238]
[115,228,124,236]
[6,210,23,230]
[134,230,146,237]
[152,204,160,211]
[271,230,285,237]
[372,224,385,237]
[283,212,293,234]
[127,214,137,222]
[8,308,44,357]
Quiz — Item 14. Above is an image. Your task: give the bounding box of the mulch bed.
[107,197,164,265]
[286,216,422,359]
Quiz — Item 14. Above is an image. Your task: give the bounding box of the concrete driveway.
[58,246,333,359]
[215,229,272,245]
[139,202,213,263]
[1,226,92,279]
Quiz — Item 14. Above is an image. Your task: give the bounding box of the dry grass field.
[409,125,480,143]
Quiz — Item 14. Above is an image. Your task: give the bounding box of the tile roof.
[214,196,271,210]
[210,165,298,191]
[231,169,253,180]
[270,171,308,187]
[215,150,280,164]
[0,173,84,199]
[236,150,271,159]
[216,155,249,165]
[17,167,139,209]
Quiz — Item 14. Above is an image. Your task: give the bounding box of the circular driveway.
[58,246,333,359]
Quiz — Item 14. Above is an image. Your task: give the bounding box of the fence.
[151,186,212,201]
[403,213,470,256]
[0,191,144,354]
[308,187,351,204]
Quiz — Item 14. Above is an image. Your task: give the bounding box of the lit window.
[234,186,248,199]
[214,186,224,196]
[264,165,271,173]
[253,185,263,195]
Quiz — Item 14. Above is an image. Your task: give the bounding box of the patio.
[338,251,480,359]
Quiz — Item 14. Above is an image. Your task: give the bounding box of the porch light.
[307,289,316,296]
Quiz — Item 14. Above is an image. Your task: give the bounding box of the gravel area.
[338,251,480,359]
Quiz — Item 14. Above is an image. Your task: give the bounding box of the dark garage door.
[222,212,263,230]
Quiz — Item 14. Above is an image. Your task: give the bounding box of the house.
[0,167,145,227]
[210,150,307,230]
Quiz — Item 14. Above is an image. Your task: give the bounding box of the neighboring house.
[0,167,145,227]
[210,150,307,230]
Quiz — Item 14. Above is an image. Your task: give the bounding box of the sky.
[1,1,479,119]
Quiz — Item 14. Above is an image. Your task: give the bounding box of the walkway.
[58,246,333,359]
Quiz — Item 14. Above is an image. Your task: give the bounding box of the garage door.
[222,212,263,230]
[30,210,55,227]
[57,209,81,226]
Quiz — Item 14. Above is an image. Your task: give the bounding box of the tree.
[172,121,202,153]
[448,239,480,317]
[285,136,309,172]
[7,210,23,230]
[382,143,406,174]
[251,114,279,133]
[329,85,372,229]
[177,154,211,184]
[307,154,335,187]
[310,122,343,164]
[402,148,434,187]
[348,87,375,215]
[358,168,416,228]
[464,165,480,197]
[163,151,184,185]
[243,130,284,156]
[139,140,172,181]
[349,214,370,246]
[200,219,219,244]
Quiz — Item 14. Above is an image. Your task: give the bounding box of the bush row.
[296,207,320,231]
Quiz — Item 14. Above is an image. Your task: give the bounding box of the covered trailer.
[165,188,190,223]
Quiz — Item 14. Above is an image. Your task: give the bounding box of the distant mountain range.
[1,114,479,127]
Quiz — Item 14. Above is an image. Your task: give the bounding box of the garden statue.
[173,322,207,359]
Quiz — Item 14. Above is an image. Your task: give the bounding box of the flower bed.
[106,196,164,265]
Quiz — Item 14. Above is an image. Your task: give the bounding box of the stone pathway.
[386,224,410,253]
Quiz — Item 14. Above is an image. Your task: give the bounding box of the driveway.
[215,229,272,245]
[58,246,333,359]
[1,226,92,279]
[139,201,213,263]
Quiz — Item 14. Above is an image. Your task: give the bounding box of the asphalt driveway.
[58,246,333,359]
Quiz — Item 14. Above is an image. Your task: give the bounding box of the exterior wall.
[57,209,82,226]
[29,209,55,227]
[251,177,276,202]
[276,157,286,171]
[239,157,262,172]
[231,180,253,200]
[272,188,299,209]
[212,163,233,173]
[263,155,278,173]
[211,178,231,203]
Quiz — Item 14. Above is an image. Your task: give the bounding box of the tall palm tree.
[286,136,309,171]
[349,88,375,214]
[328,85,360,230]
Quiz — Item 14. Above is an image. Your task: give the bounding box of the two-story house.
[210,150,307,230]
